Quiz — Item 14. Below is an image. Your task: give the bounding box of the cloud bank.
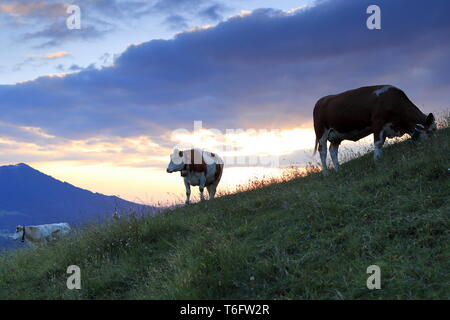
[0,0,449,165]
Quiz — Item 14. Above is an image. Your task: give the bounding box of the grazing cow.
[166,148,224,204]
[11,223,71,245]
[313,85,436,173]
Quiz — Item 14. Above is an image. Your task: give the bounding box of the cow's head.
[166,149,186,173]
[11,226,24,241]
[412,113,436,141]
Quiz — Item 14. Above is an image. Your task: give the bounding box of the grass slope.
[0,128,448,300]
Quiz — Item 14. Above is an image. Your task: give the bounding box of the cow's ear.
[425,113,435,127]
[179,151,183,157]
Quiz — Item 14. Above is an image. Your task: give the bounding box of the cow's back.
[313,85,408,135]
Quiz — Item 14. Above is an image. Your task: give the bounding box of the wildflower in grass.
[282,201,288,209]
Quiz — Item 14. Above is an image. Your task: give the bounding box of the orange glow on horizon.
[1,124,377,204]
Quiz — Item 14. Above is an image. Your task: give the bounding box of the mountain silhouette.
[0,163,154,247]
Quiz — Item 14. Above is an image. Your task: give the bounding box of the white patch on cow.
[374,85,396,96]
[202,151,220,166]
[329,143,340,171]
[185,171,203,186]
[318,130,330,173]
[416,124,425,130]
[328,127,372,142]
[374,130,386,160]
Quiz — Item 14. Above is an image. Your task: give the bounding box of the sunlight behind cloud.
[170,127,316,159]
[284,5,309,14]
[0,119,380,203]
[233,10,252,18]
[44,51,71,59]
[19,125,56,139]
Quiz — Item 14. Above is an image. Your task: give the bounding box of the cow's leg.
[207,184,217,200]
[373,127,386,161]
[199,174,206,201]
[318,130,329,173]
[184,178,191,204]
[329,142,341,171]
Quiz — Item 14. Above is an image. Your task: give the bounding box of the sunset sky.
[0,0,449,204]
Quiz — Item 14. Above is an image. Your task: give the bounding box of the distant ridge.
[0,163,155,247]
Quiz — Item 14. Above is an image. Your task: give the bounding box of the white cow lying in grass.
[11,223,71,245]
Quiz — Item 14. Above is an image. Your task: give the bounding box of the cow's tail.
[313,137,319,156]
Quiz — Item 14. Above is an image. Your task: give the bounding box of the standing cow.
[313,85,436,173]
[166,148,224,204]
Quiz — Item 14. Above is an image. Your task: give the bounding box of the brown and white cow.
[166,148,224,204]
[313,85,436,173]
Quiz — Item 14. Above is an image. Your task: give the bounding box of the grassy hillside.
[0,126,448,300]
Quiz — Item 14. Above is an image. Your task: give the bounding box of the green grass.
[0,127,448,300]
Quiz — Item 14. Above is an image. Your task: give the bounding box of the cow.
[166,148,224,204]
[313,85,437,173]
[11,223,71,245]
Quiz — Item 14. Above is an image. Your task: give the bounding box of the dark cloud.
[69,64,84,72]
[164,14,189,30]
[1,0,134,48]
[23,21,112,48]
[0,0,150,20]
[56,64,85,72]
[143,0,229,29]
[2,1,231,47]
[98,52,112,65]
[0,0,449,144]
[198,4,228,21]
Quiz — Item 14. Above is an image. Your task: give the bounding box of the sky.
[0,0,449,204]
